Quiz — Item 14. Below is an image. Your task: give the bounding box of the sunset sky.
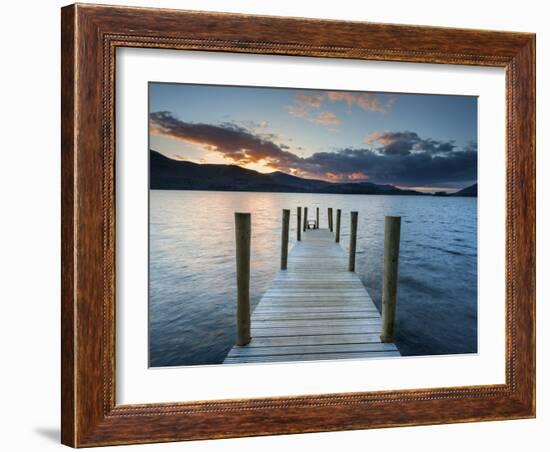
[149,82,477,192]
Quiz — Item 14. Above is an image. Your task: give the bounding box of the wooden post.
[316,207,319,229]
[348,211,358,271]
[297,207,302,241]
[380,216,402,343]
[234,212,251,346]
[303,207,308,232]
[280,209,290,270]
[328,208,333,232]
[335,209,341,243]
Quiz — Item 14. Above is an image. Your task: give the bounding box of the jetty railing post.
[303,207,308,232]
[297,207,302,241]
[280,209,290,270]
[335,209,341,242]
[380,216,402,343]
[234,212,251,346]
[316,207,319,229]
[328,208,333,232]
[348,211,358,271]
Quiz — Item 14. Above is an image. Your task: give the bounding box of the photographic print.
[61,6,536,444]
[148,82,478,367]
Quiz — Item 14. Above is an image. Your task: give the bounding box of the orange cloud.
[294,92,325,108]
[286,90,394,128]
[311,111,341,126]
[326,91,394,113]
[323,171,369,181]
[289,90,395,116]
[287,104,341,128]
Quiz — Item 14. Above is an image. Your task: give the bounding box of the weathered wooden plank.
[253,306,378,312]
[224,351,401,364]
[267,288,368,292]
[254,305,376,311]
[253,307,378,312]
[260,297,373,303]
[227,343,398,357]
[251,325,382,336]
[263,296,369,300]
[268,284,367,287]
[252,312,380,320]
[258,300,374,305]
[253,307,378,314]
[256,302,375,307]
[252,319,381,328]
[264,290,369,295]
[255,302,376,307]
[265,296,369,300]
[242,334,385,347]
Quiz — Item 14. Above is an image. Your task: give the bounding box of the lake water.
[149,190,477,367]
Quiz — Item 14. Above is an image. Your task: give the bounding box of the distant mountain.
[451,183,478,197]
[150,150,281,191]
[267,170,328,191]
[150,150,424,195]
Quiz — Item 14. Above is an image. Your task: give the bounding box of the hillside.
[451,183,478,197]
[150,150,424,195]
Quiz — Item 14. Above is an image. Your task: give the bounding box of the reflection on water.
[149,190,477,367]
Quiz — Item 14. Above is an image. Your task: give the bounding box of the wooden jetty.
[224,222,400,364]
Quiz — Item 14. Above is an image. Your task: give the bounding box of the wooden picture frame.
[61,3,535,447]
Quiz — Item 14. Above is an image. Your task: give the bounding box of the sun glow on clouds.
[149,110,477,189]
[324,172,369,182]
[240,160,276,174]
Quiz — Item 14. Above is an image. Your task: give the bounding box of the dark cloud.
[367,131,456,156]
[150,112,477,187]
[418,139,456,153]
[150,111,302,170]
[304,147,477,185]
